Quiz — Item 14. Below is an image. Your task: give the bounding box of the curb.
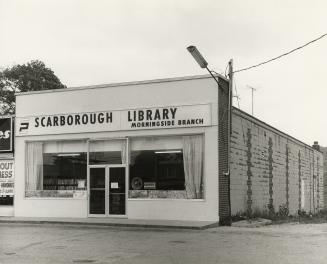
[0,219,219,230]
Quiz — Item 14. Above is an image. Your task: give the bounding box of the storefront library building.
[11,74,324,223]
[14,75,229,222]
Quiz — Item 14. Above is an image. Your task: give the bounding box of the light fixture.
[187,45,221,87]
[154,150,182,154]
[187,46,208,69]
[57,153,81,157]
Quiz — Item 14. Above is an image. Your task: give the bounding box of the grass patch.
[232,206,327,225]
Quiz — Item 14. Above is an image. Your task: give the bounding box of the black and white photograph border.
[1,1,327,263]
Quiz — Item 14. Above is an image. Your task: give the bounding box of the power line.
[233,33,327,74]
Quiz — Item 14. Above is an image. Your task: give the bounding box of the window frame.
[24,138,89,200]
[23,133,205,201]
[128,134,205,200]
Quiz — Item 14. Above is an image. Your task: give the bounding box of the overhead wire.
[233,33,327,74]
[220,34,327,153]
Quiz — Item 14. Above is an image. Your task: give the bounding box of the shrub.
[278,204,289,217]
[298,209,307,217]
[231,211,246,222]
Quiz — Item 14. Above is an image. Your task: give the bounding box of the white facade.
[14,75,220,222]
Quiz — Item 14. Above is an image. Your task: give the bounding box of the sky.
[0,0,327,145]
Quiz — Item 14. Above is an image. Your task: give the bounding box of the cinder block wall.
[231,108,323,216]
[318,147,327,209]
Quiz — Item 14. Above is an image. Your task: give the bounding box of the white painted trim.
[23,197,87,200]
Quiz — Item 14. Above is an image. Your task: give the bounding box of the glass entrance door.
[109,167,126,215]
[89,167,106,215]
[89,166,126,216]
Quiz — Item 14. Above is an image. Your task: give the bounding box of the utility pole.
[227,59,233,226]
[247,85,257,115]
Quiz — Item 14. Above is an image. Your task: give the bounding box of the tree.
[0,60,66,115]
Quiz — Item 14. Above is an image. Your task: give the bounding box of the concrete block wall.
[318,147,327,209]
[231,108,324,216]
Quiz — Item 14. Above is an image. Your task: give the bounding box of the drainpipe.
[226,59,233,225]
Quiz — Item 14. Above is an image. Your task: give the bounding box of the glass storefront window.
[43,153,87,191]
[25,140,87,198]
[24,136,203,199]
[130,150,185,191]
[89,140,126,165]
[129,135,204,199]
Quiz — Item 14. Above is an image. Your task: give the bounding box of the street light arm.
[205,67,223,90]
[187,45,224,89]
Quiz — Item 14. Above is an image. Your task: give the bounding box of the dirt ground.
[1,222,327,264]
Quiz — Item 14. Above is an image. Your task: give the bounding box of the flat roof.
[16,74,228,96]
[233,107,318,151]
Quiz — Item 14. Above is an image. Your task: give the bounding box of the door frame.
[88,164,127,218]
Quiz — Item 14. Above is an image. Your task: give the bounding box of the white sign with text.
[16,104,211,136]
[0,160,14,196]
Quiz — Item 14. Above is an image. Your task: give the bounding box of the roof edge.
[16,74,228,96]
[232,107,318,151]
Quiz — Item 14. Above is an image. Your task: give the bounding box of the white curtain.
[183,135,203,199]
[121,140,127,164]
[25,142,43,191]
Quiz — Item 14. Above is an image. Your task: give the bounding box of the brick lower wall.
[231,109,324,216]
[318,147,327,210]
[218,77,230,224]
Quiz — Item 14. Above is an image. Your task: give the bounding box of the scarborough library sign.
[16,104,211,136]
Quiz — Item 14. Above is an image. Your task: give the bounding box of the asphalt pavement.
[1,222,327,264]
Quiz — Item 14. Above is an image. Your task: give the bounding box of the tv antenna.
[247,85,257,116]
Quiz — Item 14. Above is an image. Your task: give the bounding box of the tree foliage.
[0,60,66,115]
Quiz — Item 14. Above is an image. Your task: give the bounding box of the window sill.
[128,198,205,202]
[25,190,87,199]
[24,197,87,200]
[128,190,204,200]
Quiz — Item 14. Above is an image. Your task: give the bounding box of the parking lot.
[1,222,327,264]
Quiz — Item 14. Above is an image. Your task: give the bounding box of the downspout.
[226,59,233,225]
